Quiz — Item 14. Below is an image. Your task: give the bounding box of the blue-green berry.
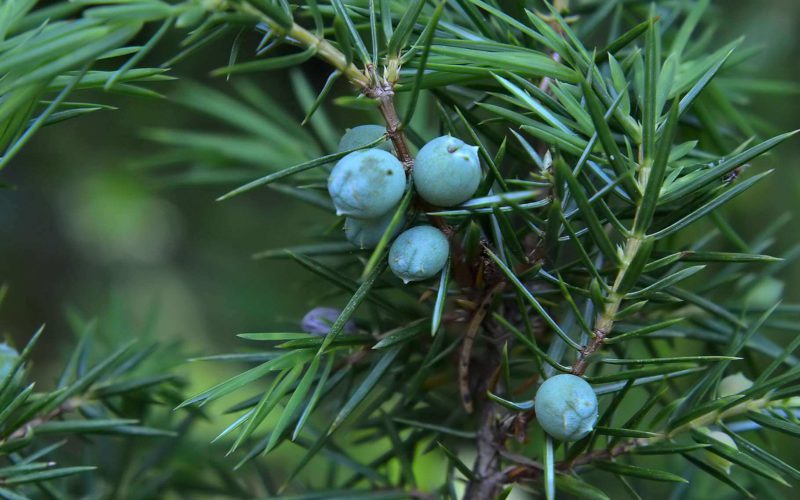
[0,343,19,381]
[413,135,481,207]
[534,374,598,441]
[338,125,392,153]
[301,307,357,336]
[344,210,405,249]
[388,226,449,283]
[328,149,406,218]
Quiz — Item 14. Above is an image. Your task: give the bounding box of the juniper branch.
[572,235,644,375]
[5,398,80,442]
[497,394,788,481]
[236,2,369,87]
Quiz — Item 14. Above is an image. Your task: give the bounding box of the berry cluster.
[325,127,607,444]
[327,125,481,284]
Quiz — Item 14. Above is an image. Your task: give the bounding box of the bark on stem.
[571,196,645,374]
[366,81,415,172]
[463,332,505,500]
[465,401,504,500]
[571,236,642,375]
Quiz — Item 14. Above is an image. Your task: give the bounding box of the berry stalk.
[364,75,416,174]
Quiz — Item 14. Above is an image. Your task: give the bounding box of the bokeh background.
[0,0,798,497]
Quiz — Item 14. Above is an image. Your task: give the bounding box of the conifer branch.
[237,2,369,87]
[572,235,644,375]
[3,1,796,498]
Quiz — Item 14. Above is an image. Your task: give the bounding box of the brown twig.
[459,281,506,413]
[5,398,79,442]
[463,270,509,498]
[463,353,505,500]
[365,78,415,173]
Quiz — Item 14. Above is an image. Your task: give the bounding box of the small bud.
[300,307,357,336]
[543,149,553,170]
[385,58,401,83]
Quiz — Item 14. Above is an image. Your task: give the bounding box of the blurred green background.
[0,0,798,496]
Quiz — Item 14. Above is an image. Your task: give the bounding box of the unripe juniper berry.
[746,276,783,309]
[718,372,753,397]
[344,210,405,249]
[328,149,406,218]
[338,125,393,153]
[0,343,19,380]
[413,135,481,207]
[388,225,449,283]
[301,307,357,336]
[703,429,738,474]
[534,374,598,441]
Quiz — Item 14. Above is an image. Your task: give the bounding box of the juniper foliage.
[1,0,799,498]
